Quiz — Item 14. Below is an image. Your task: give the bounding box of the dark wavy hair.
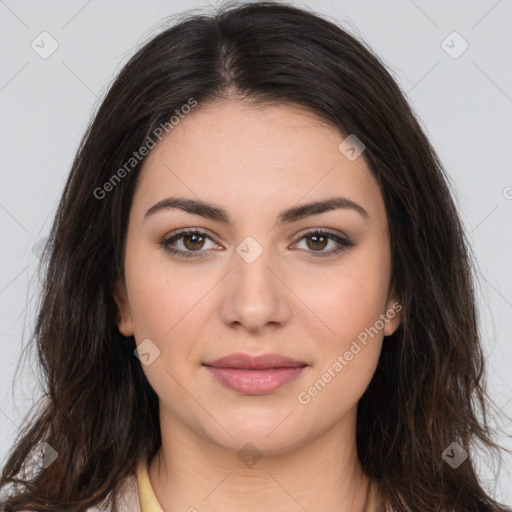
[1,2,509,511]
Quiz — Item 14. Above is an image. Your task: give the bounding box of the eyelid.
[293,226,350,241]
[162,228,221,256]
[164,227,218,242]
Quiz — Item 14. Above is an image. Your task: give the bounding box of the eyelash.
[161,228,355,259]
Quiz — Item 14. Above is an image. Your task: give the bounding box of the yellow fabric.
[136,461,379,512]
[137,461,164,512]
[365,478,380,511]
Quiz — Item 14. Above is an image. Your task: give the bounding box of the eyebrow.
[144,196,369,225]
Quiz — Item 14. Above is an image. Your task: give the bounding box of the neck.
[149,406,371,512]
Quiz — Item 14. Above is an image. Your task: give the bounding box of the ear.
[112,278,134,337]
[384,284,402,337]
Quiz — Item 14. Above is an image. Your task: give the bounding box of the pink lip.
[203,352,308,395]
[204,352,307,369]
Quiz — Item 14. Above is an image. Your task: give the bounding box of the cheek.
[297,337,382,422]
[308,280,385,395]
[296,244,390,412]
[306,251,391,349]
[296,258,388,414]
[123,247,208,403]
[123,242,192,343]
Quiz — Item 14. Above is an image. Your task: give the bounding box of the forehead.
[132,99,385,225]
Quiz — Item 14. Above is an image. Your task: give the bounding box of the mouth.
[202,352,308,395]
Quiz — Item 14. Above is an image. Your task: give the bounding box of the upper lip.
[203,352,307,369]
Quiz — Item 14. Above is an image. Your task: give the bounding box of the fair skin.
[114,98,401,512]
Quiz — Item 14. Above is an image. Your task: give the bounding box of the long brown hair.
[1,2,509,511]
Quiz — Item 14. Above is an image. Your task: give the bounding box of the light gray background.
[1,0,511,505]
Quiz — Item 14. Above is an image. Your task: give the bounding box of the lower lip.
[205,366,306,395]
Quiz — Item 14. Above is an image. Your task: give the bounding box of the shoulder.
[11,474,140,512]
[85,473,141,512]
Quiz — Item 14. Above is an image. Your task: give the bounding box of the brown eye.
[161,229,220,259]
[293,229,355,257]
[305,233,329,251]
[183,233,206,250]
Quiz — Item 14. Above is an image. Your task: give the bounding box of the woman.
[1,2,509,511]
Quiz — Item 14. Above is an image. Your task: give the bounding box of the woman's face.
[115,99,400,456]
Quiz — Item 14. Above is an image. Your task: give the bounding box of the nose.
[218,241,291,334]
